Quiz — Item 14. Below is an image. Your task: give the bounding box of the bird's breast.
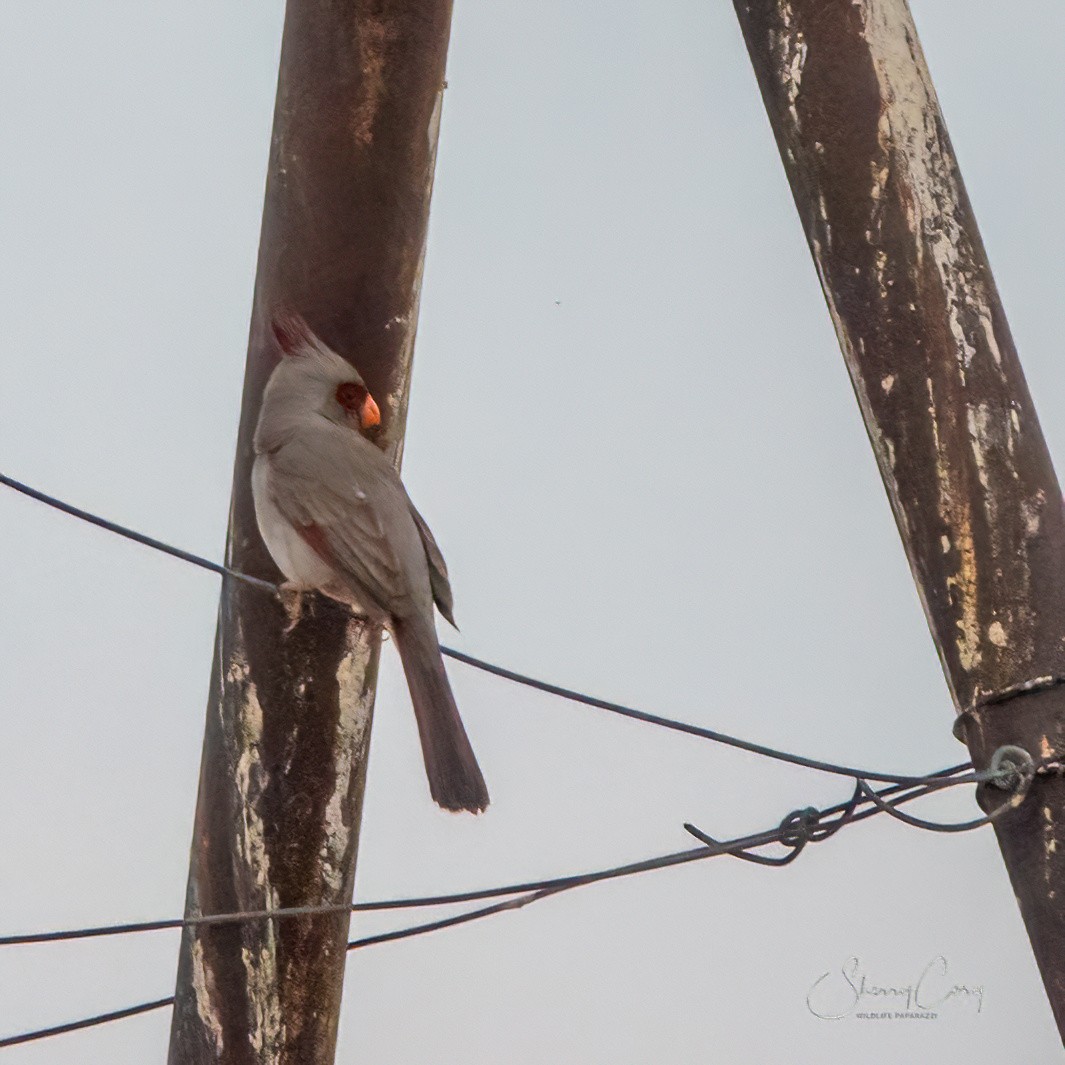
[251,457,338,590]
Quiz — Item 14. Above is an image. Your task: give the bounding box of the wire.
[0,771,1010,1050]
[0,902,354,948]
[0,763,990,950]
[0,892,572,1048]
[346,885,564,950]
[0,891,569,1048]
[0,998,175,1050]
[438,645,967,784]
[856,776,1029,833]
[0,472,274,593]
[0,471,976,785]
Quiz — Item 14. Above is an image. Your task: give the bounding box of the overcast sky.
[2,1,1064,1061]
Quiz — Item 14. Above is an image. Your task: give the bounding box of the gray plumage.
[252,313,488,813]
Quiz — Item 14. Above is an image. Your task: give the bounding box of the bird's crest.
[271,311,317,357]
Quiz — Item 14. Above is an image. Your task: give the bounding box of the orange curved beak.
[359,392,382,431]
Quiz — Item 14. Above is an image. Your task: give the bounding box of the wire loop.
[855,746,1037,834]
[683,790,859,868]
[778,806,820,847]
[988,744,1036,792]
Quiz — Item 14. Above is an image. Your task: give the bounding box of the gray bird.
[252,312,489,813]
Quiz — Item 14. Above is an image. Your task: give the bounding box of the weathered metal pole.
[169,2,453,1061]
[733,0,1065,1038]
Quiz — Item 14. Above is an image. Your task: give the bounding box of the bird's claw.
[278,583,305,633]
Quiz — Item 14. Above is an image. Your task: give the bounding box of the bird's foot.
[278,582,306,633]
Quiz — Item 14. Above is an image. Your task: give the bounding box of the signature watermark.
[806,956,984,1021]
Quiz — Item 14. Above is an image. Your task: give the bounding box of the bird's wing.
[407,499,456,627]
[266,430,412,615]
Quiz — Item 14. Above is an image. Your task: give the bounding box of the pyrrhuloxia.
[251,313,489,813]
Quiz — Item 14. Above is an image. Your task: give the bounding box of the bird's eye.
[335,382,367,411]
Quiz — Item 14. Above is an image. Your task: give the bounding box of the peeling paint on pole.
[734,0,1065,1040]
[169,2,455,1062]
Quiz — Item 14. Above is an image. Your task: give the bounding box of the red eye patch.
[335,382,367,410]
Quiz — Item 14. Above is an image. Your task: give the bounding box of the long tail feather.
[392,614,489,813]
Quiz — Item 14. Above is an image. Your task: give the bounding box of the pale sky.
[1,1,1063,1061]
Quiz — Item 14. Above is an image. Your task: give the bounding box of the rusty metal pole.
[168,2,453,1062]
[733,0,1065,1038]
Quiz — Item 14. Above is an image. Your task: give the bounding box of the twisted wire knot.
[778,806,821,848]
